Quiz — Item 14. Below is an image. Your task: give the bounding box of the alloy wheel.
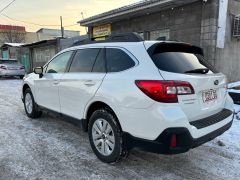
[92,118,115,156]
[25,93,33,114]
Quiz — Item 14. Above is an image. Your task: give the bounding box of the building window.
[233,15,240,37]
[150,29,170,40]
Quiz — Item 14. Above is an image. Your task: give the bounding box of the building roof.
[22,38,58,48]
[0,25,26,32]
[2,43,25,47]
[36,28,80,33]
[79,0,199,26]
[1,43,25,48]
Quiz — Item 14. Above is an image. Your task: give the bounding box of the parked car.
[228,82,240,105]
[21,33,234,163]
[0,59,25,79]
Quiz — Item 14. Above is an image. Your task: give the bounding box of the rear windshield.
[148,43,218,74]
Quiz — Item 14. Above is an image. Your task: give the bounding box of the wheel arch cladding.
[84,101,122,132]
[23,84,30,94]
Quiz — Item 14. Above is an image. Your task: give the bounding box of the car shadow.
[0,76,22,80]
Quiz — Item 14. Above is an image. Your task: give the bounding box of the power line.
[2,14,60,27]
[0,0,80,30]
[0,0,16,14]
[1,14,79,28]
[63,23,79,27]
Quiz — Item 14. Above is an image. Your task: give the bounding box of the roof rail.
[72,32,144,46]
[107,32,144,42]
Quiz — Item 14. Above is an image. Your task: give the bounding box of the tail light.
[135,80,194,103]
[20,66,25,70]
[0,65,7,70]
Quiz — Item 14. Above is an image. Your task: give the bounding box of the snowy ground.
[0,78,239,180]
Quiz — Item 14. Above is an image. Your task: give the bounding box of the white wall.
[215,0,240,82]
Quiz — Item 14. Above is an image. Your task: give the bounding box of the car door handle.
[84,80,96,87]
[53,81,59,85]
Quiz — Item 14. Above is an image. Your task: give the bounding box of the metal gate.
[20,54,31,73]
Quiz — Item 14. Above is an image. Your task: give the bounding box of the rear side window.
[92,49,106,73]
[106,48,135,72]
[149,44,218,74]
[69,49,100,72]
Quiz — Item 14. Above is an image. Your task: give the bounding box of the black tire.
[88,109,128,163]
[19,75,24,79]
[23,88,42,118]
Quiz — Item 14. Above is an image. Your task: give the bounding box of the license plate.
[9,68,17,70]
[202,89,217,103]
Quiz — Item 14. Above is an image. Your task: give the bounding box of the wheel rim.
[25,93,33,114]
[92,118,115,156]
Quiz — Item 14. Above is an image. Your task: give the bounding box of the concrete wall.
[31,45,57,68]
[25,32,55,44]
[215,0,240,82]
[88,0,219,64]
[200,0,219,65]
[110,1,203,46]
[87,0,240,81]
[37,29,80,38]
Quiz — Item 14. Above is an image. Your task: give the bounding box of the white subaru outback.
[22,33,234,163]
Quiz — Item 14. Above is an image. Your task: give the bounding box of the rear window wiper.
[184,68,209,74]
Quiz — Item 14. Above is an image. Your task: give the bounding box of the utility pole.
[81,12,88,34]
[60,16,64,38]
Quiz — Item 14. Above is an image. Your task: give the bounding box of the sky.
[0,0,140,34]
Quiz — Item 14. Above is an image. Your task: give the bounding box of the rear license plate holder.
[202,89,217,103]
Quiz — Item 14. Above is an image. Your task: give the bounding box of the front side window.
[69,49,100,73]
[106,48,135,72]
[46,51,73,73]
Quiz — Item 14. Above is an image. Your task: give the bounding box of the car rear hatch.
[146,42,228,122]
[3,61,22,70]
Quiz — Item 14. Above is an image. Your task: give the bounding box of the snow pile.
[0,79,239,179]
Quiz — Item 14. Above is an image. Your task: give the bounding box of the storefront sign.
[93,24,111,38]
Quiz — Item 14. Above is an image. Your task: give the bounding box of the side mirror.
[33,67,43,78]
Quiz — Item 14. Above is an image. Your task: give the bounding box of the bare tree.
[1,30,26,43]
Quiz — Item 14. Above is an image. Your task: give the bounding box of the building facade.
[79,0,240,82]
[23,39,59,69]
[0,25,26,46]
[21,36,88,71]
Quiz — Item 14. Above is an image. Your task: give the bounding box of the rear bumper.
[117,94,234,141]
[0,70,25,76]
[123,119,233,154]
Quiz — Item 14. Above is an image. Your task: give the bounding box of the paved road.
[0,79,239,180]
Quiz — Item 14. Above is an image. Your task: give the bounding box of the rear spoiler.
[147,42,204,57]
